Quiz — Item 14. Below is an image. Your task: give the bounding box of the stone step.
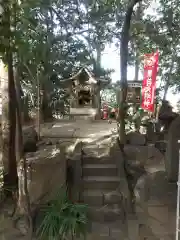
[81,190,104,206]
[88,205,122,222]
[83,176,119,190]
[83,164,118,177]
[82,156,113,165]
[81,190,121,206]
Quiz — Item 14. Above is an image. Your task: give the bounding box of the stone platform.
[41,120,117,142]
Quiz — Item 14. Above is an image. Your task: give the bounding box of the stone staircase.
[80,154,123,223]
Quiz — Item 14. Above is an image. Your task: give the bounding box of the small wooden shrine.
[61,67,109,119]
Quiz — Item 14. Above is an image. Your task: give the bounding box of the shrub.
[36,188,88,240]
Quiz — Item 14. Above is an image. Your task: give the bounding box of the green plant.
[36,188,88,240]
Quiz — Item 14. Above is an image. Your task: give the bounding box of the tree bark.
[134,52,139,81]
[37,69,41,140]
[40,8,53,122]
[41,87,52,121]
[1,61,9,176]
[134,2,142,81]
[1,56,18,195]
[8,54,18,190]
[23,96,30,123]
[96,44,102,70]
[95,84,101,119]
[14,66,32,238]
[14,67,22,160]
[96,45,102,119]
[1,0,18,195]
[162,52,176,101]
[162,82,169,101]
[118,0,142,145]
[92,43,102,119]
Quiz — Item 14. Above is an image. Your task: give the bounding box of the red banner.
[141,51,159,112]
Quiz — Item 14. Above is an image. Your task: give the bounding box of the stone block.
[24,144,66,205]
[126,132,146,146]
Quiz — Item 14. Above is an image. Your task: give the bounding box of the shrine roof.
[127,80,141,87]
[60,67,110,87]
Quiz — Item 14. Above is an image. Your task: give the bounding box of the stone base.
[73,115,94,121]
[69,107,98,121]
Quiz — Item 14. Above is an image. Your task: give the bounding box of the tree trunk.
[134,2,142,81]
[95,84,101,119]
[1,61,9,174]
[1,56,18,195]
[40,9,53,122]
[162,53,175,101]
[8,54,18,190]
[14,67,22,161]
[96,44,101,69]
[23,96,30,123]
[96,45,102,119]
[134,50,139,81]
[1,0,18,194]
[118,0,142,145]
[14,66,32,238]
[37,70,41,140]
[162,83,169,101]
[41,87,52,121]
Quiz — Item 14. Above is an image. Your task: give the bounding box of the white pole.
[176,140,180,240]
